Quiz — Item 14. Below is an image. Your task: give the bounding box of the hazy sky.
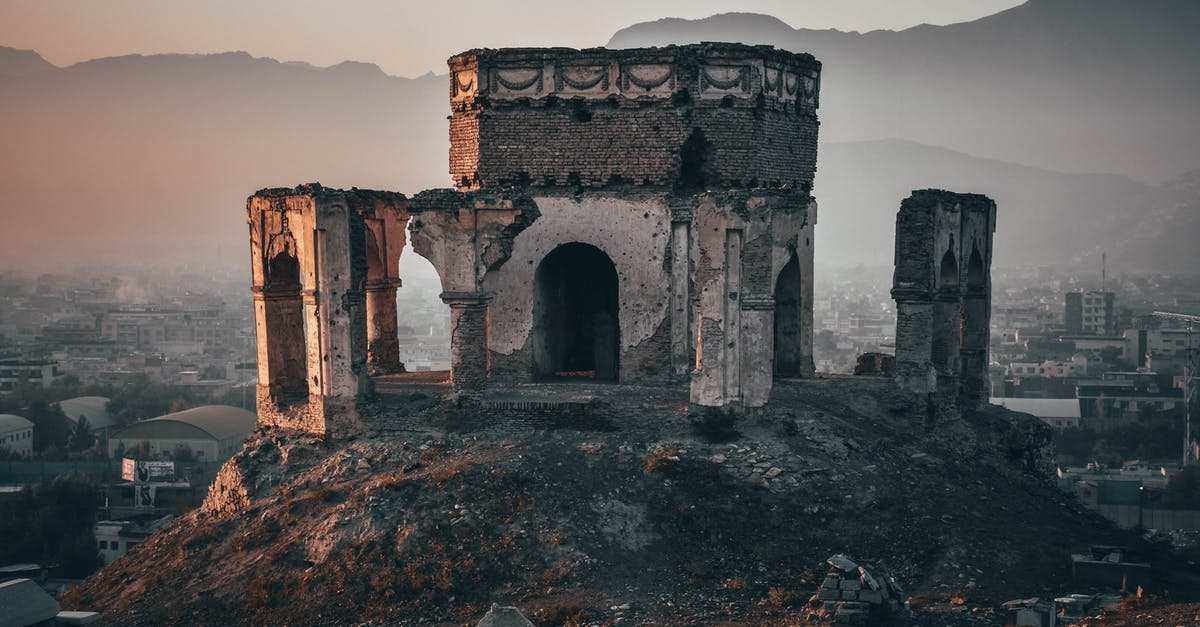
[0,0,1024,77]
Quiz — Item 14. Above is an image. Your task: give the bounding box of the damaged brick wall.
[890,189,996,422]
[247,184,408,434]
[246,42,823,418]
[448,44,820,192]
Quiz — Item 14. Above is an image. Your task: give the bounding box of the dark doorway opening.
[678,127,714,191]
[532,243,620,380]
[774,253,804,377]
[264,245,307,400]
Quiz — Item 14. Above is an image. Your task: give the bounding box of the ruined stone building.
[890,190,997,422]
[246,43,822,433]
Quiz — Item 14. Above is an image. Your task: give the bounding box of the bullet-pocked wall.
[447,44,821,192]
[246,43,823,426]
[408,43,823,408]
[247,184,408,434]
[890,190,997,422]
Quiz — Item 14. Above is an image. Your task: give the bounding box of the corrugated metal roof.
[990,397,1082,418]
[112,405,255,442]
[0,414,34,433]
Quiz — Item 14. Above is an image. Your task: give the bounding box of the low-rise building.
[992,397,1081,429]
[0,414,34,457]
[95,514,173,564]
[0,359,61,393]
[107,405,255,462]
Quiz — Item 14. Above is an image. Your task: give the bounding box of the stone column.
[931,291,962,421]
[740,295,774,407]
[366,278,404,374]
[670,205,693,378]
[442,292,491,392]
[892,296,935,395]
[959,289,990,410]
[254,287,308,401]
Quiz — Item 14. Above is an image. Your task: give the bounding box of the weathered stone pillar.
[670,203,693,378]
[740,295,775,408]
[931,292,962,421]
[959,290,990,409]
[254,287,307,400]
[366,278,404,374]
[892,298,935,395]
[797,221,817,377]
[443,292,491,392]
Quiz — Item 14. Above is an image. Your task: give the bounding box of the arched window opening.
[966,245,985,288]
[395,242,451,373]
[939,250,958,289]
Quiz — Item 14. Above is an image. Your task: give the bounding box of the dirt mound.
[63,379,1198,625]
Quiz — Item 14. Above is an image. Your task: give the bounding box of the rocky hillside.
[63,378,1198,625]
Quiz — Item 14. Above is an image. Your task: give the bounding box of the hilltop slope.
[63,379,1196,625]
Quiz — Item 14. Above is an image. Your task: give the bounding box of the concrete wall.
[1095,504,1200,531]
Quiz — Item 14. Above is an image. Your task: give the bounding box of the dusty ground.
[63,376,1200,625]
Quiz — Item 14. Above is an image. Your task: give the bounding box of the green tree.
[68,416,93,452]
[1165,465,1200,509]
[28,399,71,453]
[0,475,102,577]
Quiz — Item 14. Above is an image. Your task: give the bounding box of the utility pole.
[1153,311,1198,467]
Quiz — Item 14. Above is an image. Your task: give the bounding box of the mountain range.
[610,0,1200,182]
[0,0,1197,275]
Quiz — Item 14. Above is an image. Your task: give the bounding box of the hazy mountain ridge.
[817,139,1198,272]
[0,49,449,273]
[608,0,1200,182]
[0,45,56,77]
[0,0,1197,274]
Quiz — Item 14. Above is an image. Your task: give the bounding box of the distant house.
[991,397,1081,429]
[106,405,255,462]
[95,514,173,564]
[0,359,61,394]
[0,414,34,457]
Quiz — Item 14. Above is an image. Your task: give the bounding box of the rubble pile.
[808,554,909,625]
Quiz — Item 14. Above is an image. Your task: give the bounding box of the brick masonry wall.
[448,44,821,192]
[455,101,818,191]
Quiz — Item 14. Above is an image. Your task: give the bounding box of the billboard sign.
[121,458,175,482]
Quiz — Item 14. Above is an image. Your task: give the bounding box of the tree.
[0,475,102,577]
[1165,465,1200,509]
[68,416,93,452]
[28,399,71,453]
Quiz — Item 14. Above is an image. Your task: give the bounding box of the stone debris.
[476,603,534,627]
[807,555,909,625]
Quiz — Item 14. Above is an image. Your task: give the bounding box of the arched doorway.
[774,253,804,377]
[263,242,307,399]
[532,243,620,380]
